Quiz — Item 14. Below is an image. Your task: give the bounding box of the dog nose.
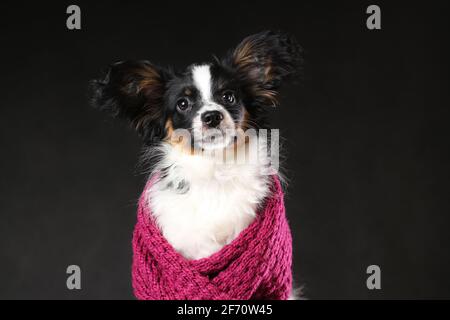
[201,111,224,128]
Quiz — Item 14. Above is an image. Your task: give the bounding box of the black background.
[1,1,449,299]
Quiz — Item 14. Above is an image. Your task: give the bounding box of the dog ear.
[226,31,302,107]
[89,60,171,144]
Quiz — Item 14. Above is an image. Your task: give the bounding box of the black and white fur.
[90,31,302,261]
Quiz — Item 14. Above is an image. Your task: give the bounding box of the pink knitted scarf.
[131,176,293,300]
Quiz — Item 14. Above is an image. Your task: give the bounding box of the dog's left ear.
[225,31,303,107]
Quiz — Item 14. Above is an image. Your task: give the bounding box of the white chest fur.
[146,142,270,260]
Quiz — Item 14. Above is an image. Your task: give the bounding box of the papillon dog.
[90,31,302,261]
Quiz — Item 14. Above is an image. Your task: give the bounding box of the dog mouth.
[199,127,235,150]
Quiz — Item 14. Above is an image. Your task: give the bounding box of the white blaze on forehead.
[192,65,212,101]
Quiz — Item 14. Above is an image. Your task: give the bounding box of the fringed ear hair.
[226,31,303,107]
[89,60,171,144]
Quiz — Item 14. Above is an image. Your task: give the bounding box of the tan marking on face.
[165,118,194,155]
[165,118,174,141]
[239,109,251,131]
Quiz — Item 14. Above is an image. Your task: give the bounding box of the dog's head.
[90,31,302,151]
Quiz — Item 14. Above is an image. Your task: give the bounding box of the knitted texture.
[131,175,292,300]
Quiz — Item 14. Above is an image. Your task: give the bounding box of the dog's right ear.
[89,60,171,144]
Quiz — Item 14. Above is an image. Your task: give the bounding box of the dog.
[90,30,302,265]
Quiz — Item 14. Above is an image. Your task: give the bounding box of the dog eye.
[222,91,236,105]
[176,98,190,111]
